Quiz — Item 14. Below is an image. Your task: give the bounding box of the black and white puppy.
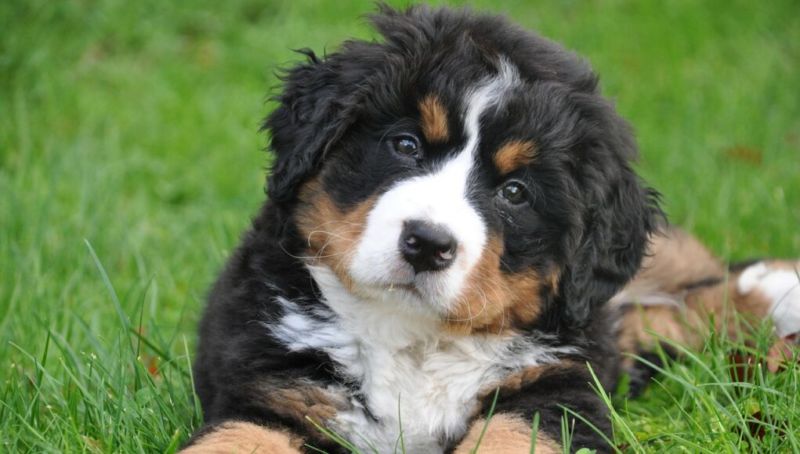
[185,5,800,453]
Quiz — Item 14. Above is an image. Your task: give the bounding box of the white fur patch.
[270,265,575,453]
[348,59,520,316]
[738,262,800,336]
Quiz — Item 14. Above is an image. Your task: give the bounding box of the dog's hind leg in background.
[614,227,800,394]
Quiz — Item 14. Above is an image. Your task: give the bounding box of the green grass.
[1,0,798,452]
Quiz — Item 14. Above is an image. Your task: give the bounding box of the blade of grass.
[471,387,500,454]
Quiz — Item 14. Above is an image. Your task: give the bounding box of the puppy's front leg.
[454,413,561,453]
[455,362,611,454]
[181,421,302,454]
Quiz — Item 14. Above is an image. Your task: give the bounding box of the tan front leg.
[454,414,561,454]
[181,421,302,454]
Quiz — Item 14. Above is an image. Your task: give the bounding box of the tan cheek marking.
[181,421,303,453]
[295,179,376,291]
[493,140,537,175]
[419,95,449,143]
[444,236,555,334]
[453,414,561,454]
[506,270,552,325]
[444,236,515,334]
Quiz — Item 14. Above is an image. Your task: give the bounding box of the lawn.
[1,0,798,452]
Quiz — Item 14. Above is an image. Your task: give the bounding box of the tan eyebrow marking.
[419,95,449,143]
[493,140,537,175]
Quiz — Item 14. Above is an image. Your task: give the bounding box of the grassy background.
[1,0,798,452]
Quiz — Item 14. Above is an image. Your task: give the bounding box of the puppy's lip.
[372,280,423,299]
[384,282,417,292]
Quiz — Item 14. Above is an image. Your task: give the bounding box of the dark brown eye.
[500,181,527,205]
[390,134,422,158]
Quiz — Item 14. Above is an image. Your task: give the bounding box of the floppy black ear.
[264,50,359,205]
[557,99,663,327]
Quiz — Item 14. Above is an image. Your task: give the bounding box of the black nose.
[399,220,458,273]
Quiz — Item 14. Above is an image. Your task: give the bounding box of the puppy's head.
[265,6,661,332]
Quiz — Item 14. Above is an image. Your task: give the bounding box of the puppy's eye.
[499,181,527,205]
[390,134,422,159]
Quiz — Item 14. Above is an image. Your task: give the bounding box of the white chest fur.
[267,265,574,453]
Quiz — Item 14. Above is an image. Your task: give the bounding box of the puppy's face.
[269,7,659,332]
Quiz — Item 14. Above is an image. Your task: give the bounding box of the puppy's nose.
[399,220,458,273]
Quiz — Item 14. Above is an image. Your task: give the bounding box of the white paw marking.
[738,262,800,337]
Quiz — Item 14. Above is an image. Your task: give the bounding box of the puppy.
[184,5,800,453]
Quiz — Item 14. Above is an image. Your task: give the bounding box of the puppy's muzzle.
[399,220,458,273]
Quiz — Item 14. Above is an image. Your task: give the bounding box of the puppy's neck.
[306,264,452,348]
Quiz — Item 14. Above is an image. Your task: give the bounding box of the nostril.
[437,248,454,261]
[404,235,421,251]
[399,220,458,273]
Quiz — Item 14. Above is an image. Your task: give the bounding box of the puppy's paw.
[180,422,302,454]
[454,414,561,454]
[738,261,800,337]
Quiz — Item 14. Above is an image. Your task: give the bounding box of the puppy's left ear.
[558,97,663,326]
[264,49,361,205]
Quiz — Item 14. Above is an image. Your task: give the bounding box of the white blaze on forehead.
[462,58,520,158]
[347,58,520,313]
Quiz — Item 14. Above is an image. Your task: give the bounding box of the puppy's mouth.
[353,264,459,309]
[359,268,427,297]
[382,282,422,296]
